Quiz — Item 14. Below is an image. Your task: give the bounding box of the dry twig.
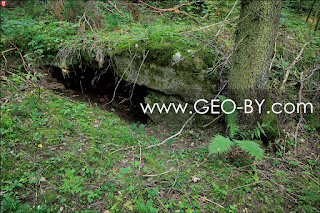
[78,10,98,37]
[119,50,149,104]
[180,16,239,34]
[7,40,29,73]
[108,0,121,14]
[280,41,310,91]
[172,0,238,65]
[142,170,173,177]
[138,0,200,25]
[168,158,180,194]
[109,145,136,155]
[138,140,142,175]
[294,71,304,155]
[156,196,169,213]
[105,54,137,106]
[200,196,225,209]
[0,48,15,54]
[147,82,227,148]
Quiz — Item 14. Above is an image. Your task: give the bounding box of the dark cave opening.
[44,63,149,124]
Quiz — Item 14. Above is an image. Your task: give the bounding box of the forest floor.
[1,66,319,213]
[1,1,320,212]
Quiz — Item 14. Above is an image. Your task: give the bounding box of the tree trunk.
[229,0,283,128]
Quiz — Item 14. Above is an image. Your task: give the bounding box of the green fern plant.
[218,95,240,137]
[208,96,265,160]
[239,121,275,140]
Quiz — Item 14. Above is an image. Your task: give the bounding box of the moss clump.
[145,42,176,66]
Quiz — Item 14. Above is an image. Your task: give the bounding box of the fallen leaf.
[123,201,133,211]
[191,176,201,183]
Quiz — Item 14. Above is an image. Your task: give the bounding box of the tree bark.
[229,0,283,127]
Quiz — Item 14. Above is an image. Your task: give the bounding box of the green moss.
[146,43,175,66]
[3,6,219,71]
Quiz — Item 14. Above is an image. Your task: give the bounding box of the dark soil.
[40,65,149,124]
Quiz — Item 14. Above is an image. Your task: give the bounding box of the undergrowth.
[208,96,268,161]
[0,67,319,212]
[0,0,238,71]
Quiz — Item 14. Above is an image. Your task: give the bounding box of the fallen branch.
[168,158,180,194]
[258,169,301,201]
[7,40,29,73]
[138,0,200,25]
[269,42,277,73]
[142,170,173,177]
[227,181,264,192]
[147,82,228,148]
[1,97,11,109]
[180,16,239,34]
[200,196,225,209]
[280,41,310,91]
[2,52,8,69]
[5,70,36,87]
[1,48,15,54]
[303,67,320,81]
[203,114,223,128]
[108,0,121,14]
[79,10,98,37]
[104,54,137,106]
[156,196,169,213]
[109,145,136,155]
[119,50,149,104]
[172,0,238,65]
[138,139,142,175]
[294,71,304,155]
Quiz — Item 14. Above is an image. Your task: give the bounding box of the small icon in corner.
[1,1,7,7]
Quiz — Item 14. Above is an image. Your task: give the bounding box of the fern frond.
[229,123,240,138]
[218,95,240,137]
[208,135,235,156]
[260,127,266,137]
[234,140,264,160]
[239,131,248,140]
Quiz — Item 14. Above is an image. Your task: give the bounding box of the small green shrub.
[208,96,265,160]
[59,169,84,195]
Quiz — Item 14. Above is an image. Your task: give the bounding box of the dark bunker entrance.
[46,62,149,123]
